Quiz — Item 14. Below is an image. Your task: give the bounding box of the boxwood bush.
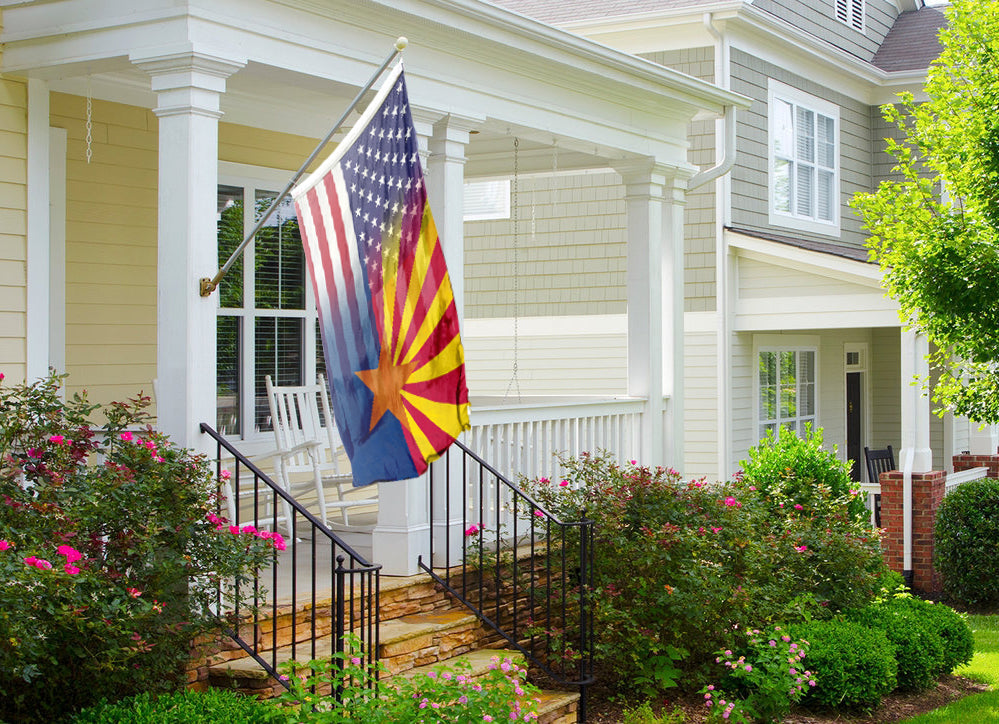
[935,478,999,606]
[895,597,974,673]
[788,619,896,710]
[847,597,947,691]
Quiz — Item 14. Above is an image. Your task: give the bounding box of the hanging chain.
[504,137,522,403]
[85,77,93,164]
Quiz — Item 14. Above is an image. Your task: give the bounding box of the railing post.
[431,444,466,569]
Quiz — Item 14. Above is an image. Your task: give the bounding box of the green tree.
[853,0,999,422]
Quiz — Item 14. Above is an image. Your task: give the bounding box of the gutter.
[688,13,739,190]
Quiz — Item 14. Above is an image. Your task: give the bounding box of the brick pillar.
[879,469,947,593]
[953,452,999,478]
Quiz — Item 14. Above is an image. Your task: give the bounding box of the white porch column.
[899,328,932,581]
[427,114,480,567]
[970,422,999,455]
[617,160,690,468]
[132,49,245,451]
[26,78,50,381]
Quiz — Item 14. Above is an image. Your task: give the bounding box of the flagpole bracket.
[200,277,217,297]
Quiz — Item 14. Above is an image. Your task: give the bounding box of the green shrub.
[519,442,885,692]
[0,374,277,722]
[70,689,282,723]
[935,478,999,606]
[740,424,868,522]
[788,620,896,710]
[900,597,974,673]
[848,597,947,691]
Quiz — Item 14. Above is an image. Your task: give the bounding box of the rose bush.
[521,433,885,693]
[0,373,277,722]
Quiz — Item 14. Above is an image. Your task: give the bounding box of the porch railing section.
[420,439,594,721]
[200,423,381,689]
[468,396,645,483]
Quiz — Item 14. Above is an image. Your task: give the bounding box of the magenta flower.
[351,656,362,666]
[57,545,83,563]
[220,469,232,480]
[127,587,142,598]
[120,431,134,442]
[0,540,11,551]
[711,526,723,534]
[793,504,804,510]
[534,510,545,518]
[559,479,569,487]
[272,533,288,551]
[795,544,808,552]
[27,448,41,459]
[724,496,738,507]
[23,555,37,566]
[228,525,240,535]
[240,525,257,535]
[465,523,480,536]
[64,564,81,575]
[49,435,65,445]
[29,558,53,570]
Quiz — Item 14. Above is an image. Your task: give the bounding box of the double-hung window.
[216,164,322,440]
[758,347,817,440]
[769,80,840,235]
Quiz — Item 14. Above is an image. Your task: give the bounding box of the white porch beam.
[132,49,245,451]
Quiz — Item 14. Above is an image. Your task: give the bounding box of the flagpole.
[200,36,409,297]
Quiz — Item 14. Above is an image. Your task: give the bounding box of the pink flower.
[27,448,41,459]
[465,523,480,536]
[23,556,37,566]
[795,544,808,552]
[351,656,361,666]
[48,435,65,445]
[484,716,494,722]
[240,525,257,535]
[33,558,52,570]
[0,373,4,382]
[220,469,232,480]
[272,533,287,551]
[534,510,545,518]
[0,540,10,551]
[153,456,165,463]
[228,525,240,535]
[724,496,737,507]
[711,526,723,534]
[120,431,134,442]
[57,545,83,563]
[64,564,81,575]
[793,504,804,510]
[127,587,142,598]
[629,460,637,465]
[559,479,569,487]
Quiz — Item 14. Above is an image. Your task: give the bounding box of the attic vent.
[835,0,865,32]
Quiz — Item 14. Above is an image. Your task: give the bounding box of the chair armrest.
[274,440,323,459]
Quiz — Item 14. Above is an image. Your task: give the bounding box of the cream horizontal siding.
[464,170,627,319]
[51,92,157,407]
[739,257,863,298]
[0,76,26,382]
[219,122,318,172]
[683,330,719,480]
[731,331,755,471]
[462,315,627,396]
[870,326,901,452]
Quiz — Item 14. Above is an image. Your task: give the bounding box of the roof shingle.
[872,6,947,72]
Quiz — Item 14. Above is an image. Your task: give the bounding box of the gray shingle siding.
[751,0,898,62]
[730,47,873,252]
[642,48,718,312]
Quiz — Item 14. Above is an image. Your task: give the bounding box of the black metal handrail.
[200,423,381,692]
[419,439,594,721]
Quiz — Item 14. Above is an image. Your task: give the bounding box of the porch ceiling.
[0,0,748,176]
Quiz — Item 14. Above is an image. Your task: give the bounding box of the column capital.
[131,46,246,119]
[613,157,695,194]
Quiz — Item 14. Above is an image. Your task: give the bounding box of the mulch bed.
[585,675,989,723]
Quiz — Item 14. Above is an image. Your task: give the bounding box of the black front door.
[847,372,862,481]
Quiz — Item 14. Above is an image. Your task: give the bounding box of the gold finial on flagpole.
[396,37,408,51]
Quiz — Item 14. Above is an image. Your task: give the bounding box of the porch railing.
[200,423,381,689]
[468,396,644,482]
[420,439,594,721]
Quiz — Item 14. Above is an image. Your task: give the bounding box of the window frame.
[753,334,820,443]
[767,80,841,236]
[217,161,319,449]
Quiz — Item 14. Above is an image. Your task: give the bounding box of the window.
[464,179,510,221]
[216,167,318,438]
[768,80,839,235]
[758,348,817,440]
[835,0,865,32]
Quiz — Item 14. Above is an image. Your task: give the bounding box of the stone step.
[207,608,485,696]
[536,689,582,724]
[390,647,526,682]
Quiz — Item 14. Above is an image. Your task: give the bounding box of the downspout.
[689,12,736,481]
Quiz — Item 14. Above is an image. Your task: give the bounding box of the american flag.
[292,63,470,487]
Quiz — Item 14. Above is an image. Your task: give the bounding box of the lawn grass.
[899,613,999,723]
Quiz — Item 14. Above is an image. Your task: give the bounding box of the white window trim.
[767,80,841,237]
[464,178,511,221]
[753,334,820,442]
[217,162,319,450]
